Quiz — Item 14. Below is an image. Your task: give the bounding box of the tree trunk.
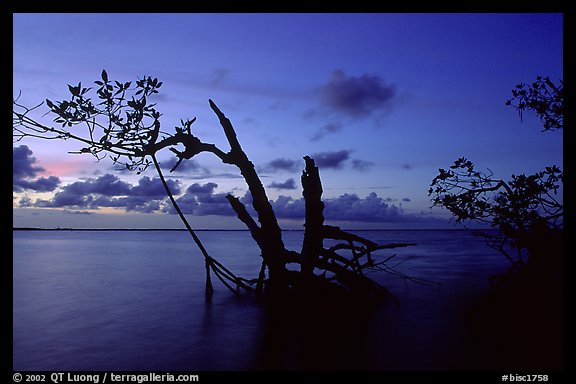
[300,156,324,281]
[209,100,289,292]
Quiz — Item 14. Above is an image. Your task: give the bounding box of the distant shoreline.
[13,227,247,232]
[13,227,483,232]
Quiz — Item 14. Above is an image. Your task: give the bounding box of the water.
[13,229,517,371]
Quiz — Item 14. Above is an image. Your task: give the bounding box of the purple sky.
[13,13,563,229]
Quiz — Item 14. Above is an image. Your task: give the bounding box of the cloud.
[259,158,301,173]
[351,159,374,171]
[324,192,403,222]
[154,187,438,225]
[311,150,351,169]
[311,122,343,141]
[268,192,420,223]
[115,197,162,213]
[62,174,133,197]
[187,182,219,197]
[258,150,372,172]
[269,195,306,219]
[13,145,60,192]
[268,178,297,190]
[164,182,233,216]
[319,70,396,118]
[91,195,162,213]
[131,176,180,197]
[13,145,43,178]
[16,176,61,192]
[211,68,230,86]
[30,173,180,213]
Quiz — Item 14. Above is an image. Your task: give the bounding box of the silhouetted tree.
[506,76,563,131]
[14,70,425,300]
[429,76,563,288]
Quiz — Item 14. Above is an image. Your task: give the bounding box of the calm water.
[13,230,513,371]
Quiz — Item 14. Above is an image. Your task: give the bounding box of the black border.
[7,3,571,383]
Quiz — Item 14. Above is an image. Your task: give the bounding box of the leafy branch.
[429,76,563,276]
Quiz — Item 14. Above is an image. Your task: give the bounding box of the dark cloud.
[48,192,97,209]
[211,68,230,86]
[164,182,233,216]
[324,193,403,222]
[311,150,351,169]
[118,197,161,213]
[254,150,369,172]
[131,176,181,197]
[319,70,396,118]
[16,176,60,192]
[402,197,411,202]
[269,195,306,219]
[13,145,60,192]
[154,183,446,224]
[239,190,253,206]
[30,173,179,213]
[268,192,418,223]
[40,174,133,209]
[67,174,132,196]
[268,178,297,190]
[13,145,43,178]
[241,117,259,127]
[92,195,162,213]
[259,158,301,173]
[351,159,374,171]
[311,122,343,141]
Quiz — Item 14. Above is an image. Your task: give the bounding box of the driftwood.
[13,72,423,301]
[157,100,417,300]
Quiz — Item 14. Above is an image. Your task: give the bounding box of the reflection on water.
[13,230,557,371]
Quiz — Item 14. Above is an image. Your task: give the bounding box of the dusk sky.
[13,13,563,229]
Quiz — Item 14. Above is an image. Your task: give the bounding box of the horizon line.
[13,227,486,232]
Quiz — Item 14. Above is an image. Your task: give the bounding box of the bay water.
[13,229,513,371]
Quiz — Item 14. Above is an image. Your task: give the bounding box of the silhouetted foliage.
[14,70,426,301]
[505,76,563,131]
[430,76,563,288]
[429,77,564,369]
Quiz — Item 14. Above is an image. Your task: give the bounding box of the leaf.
[68,84,79,96]
[101,69,108,83]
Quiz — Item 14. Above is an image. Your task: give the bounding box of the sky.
[12,13,564,229]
